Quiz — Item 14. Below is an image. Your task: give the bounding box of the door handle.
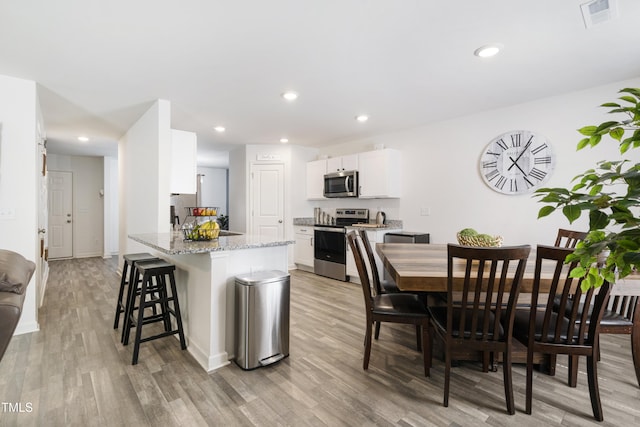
[38,228,46,234]
[278,220,283,223]
[66,220,72,223]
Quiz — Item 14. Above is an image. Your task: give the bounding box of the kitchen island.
[128,231,294,372]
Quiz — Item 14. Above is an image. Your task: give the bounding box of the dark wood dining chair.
[346,231,431,376]
[513,245,611,421]
[554,228,588,248]
[427,243,531,414]
[562,294,640,388]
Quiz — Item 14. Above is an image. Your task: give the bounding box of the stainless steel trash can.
[235,270,290,370]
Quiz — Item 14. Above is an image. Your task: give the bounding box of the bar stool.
[123,259,187,365]
[113,253,159,337]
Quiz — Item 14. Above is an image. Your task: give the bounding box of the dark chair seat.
[380,279,400,294]
[373,293,428,317]
[513,310,573,342]
[430,306,504,340]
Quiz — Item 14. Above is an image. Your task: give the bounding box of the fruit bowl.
[456,233,503,247]
[182,220,220,241]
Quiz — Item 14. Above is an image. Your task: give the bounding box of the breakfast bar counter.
[128,231,294,372]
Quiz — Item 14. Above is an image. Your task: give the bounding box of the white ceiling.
[2,1,639,168]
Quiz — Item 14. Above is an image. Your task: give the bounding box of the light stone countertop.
[128,231,294,255]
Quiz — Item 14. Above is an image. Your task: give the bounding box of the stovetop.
[314,208,369,228]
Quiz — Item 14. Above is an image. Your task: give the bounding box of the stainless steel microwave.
[324,170,358,198]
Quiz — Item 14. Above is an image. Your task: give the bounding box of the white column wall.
[0,74,39,334]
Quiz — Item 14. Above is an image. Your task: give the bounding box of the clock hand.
[507,137,534,171]
[508,156,527,175]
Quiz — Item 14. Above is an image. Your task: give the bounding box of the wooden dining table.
[375,242,640,295]
[375,242,640,369]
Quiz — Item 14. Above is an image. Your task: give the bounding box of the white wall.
[104,156,119,257]
[313,78,640,246]
[228,146,247,232]
[118,100,172,260]
[197,166,228,215]
[0,74,39,334]
[48,154,105,258]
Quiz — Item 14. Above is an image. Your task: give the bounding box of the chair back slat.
[447,244,530,343]
[347,232,374,312]
[359,230,382,296]
[554,228,588,249]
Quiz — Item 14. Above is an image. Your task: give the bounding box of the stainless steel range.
[314,208,369,281]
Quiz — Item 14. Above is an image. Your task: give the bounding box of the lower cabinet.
[346,228,401,282]
[294,226,314,269]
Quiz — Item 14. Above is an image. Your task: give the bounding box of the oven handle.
[314,226,346,233]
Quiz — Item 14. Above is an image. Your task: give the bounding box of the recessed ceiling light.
[281,91,298,101]
[77,136,89,142]
[214,126,226,132]
[474,44,503,58]
[355,115,369,122]
[280,138,289,144]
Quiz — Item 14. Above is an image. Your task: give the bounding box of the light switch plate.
[0,208,16,220]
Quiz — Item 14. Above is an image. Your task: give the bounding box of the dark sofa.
[0,249,36,362]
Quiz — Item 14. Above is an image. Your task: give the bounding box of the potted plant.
[535,88,640,289]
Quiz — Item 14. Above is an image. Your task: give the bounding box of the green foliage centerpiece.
[535,88,640,289]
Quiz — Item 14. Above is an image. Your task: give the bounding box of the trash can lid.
[235,270,290,286]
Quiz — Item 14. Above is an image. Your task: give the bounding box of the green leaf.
[619,95,637,104]
[578,126,597,136]
[589,210,609,229]
[589,134,602,147]
[562,205,581,223]
[577,138,590,150]
[601,102,621,108]
[610,127,625,141]
[537,205,556,219]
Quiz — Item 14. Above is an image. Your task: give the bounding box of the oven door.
[314,227,348,281]
[314,227,346,264]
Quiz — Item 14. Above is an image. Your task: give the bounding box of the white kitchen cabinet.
[306,159,327,199]
[294,225,314,270]
[347,228,401,282]
[326,154,359,173]
[358,149,401,198]
[170,129,197,194]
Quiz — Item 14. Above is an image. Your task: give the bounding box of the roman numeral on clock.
[534,156,552,164]
[510,133,521,147]
[482,160,497,168]
[495,175,507,190]
[495,139,508,151]
[529,168,547,181]
[510,179,518,192]
[485,169,499,181]
[531,143,548,155]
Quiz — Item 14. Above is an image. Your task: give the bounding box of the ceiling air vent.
[581,0,618,28]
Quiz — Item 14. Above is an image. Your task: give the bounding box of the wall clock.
[479,130,555,195]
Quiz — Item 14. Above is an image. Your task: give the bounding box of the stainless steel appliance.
[383,232,430,244]
[314,208,369,281]
[324,170,358,198]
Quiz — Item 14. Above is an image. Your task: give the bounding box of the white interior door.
[250,163,284,239]
[48,171,73,259]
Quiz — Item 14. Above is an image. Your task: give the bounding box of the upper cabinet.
[170,129,197,194]
[306,159,327,199]
[358,149,401,198]
[326,154,358,172]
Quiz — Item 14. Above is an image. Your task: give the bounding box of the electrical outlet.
[420,207,430,216]
[0,208,16,220]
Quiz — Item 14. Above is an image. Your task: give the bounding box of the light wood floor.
[1,257,639,426]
